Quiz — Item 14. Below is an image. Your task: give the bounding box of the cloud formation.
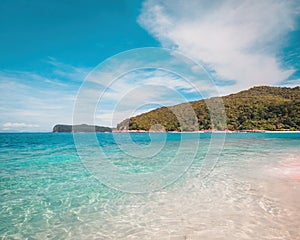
[0,60,87,131]
[2,122,39,131]
[138,0,299,93]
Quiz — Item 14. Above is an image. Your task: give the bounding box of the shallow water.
[0,133,299,239]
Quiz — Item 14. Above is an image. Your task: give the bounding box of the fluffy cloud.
[0,64,83,131]
[138,0,299,94]
[3,122,39,128]
[2,122,39,131]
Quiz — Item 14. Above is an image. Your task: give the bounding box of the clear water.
[0,132,299,239]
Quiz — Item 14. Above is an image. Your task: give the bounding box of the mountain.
[117,86,300,131]
[53,124,112,132]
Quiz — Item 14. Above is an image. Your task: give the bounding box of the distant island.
[53,124,112,132]
[117,86,300,131]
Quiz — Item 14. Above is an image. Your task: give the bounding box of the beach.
[0,132,299,239]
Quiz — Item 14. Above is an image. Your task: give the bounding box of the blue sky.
[1,0,300,131]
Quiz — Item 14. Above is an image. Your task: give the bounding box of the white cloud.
[3,122,39,128]
[2,122,39,131]
[138,0,299,93]
[46,57,91,82]
[0,68,82,131]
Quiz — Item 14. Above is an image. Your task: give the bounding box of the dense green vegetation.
[117,86,300,131]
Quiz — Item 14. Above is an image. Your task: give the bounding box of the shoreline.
[112,130,300,133]
[1,130,300,134]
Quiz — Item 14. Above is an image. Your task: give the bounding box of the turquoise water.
[0,132,300,239]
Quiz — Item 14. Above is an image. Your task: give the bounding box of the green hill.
[117,86,300,131]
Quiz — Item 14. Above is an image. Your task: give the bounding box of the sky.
[1,0,300,131]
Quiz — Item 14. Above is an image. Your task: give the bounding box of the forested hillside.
[117,86,300,131]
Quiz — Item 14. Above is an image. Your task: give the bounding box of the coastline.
[112,129,300,133]
[1,132,299,239]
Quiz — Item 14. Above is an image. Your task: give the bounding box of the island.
[53,124,112,132]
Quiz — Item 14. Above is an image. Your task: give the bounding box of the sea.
[0,132,300,239]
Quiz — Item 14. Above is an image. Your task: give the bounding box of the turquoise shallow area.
[0,132,300,239]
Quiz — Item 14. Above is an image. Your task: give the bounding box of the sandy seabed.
[72,148,300,240]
